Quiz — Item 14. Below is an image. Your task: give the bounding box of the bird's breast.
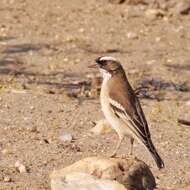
[100,82,128,136]
[100,77,124,119]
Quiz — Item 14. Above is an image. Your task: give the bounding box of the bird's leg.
[110,136,123,158]
[130,137,134,155]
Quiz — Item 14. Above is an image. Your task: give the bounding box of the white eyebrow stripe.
[99,56,117,61]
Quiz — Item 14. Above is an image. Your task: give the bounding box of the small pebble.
[2,148,12,155]
[155,37,161,42]
[70,144,81,152]
[26,125,37,132]
[30,106,34,110]
[18,165,27,173]
[58,133,73,142]
[145,9,165,20]
[23,117,29,121]
[146,60,156,65]
[78,28,84,33]
[185,100,190,106]
[3,176,11,182]
[63,58,68,62]
[15,161,27,173]
[167,59,172,63]
[127,32,138,39]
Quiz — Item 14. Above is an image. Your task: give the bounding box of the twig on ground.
[178,119,190,126]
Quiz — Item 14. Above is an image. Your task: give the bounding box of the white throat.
[99,68,112,84]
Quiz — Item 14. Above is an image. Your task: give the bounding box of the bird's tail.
[146,139,165,169]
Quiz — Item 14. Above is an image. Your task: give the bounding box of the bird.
[89,56,165,169]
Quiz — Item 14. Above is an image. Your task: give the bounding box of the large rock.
[50,157,156,190]
[51,172,127,190]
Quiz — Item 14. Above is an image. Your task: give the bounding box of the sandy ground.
[0,0,190,189]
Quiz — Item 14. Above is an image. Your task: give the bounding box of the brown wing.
[108,73,151,144]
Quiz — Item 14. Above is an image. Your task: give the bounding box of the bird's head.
[89,56,122,79]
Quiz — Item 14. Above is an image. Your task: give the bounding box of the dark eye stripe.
[95,57,102,63]
[100,61,106,65]
[96,59,106,66]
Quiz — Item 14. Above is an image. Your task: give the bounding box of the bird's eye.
[95,57,107,67]
[100,60,106,65]
[97,60,106,66]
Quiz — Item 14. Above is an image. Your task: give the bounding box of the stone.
[26,125,38,132]
[145,9,165,20]
[185,100,190,106]
[3,176,11,182]
[58,133,73,142]
[1,148,12,155]
[50,157,156,190]
[127,32,138,39]
[51,172,127,190]
[90,119,113,135]
[155,37,161,42]
[15,161,27,173]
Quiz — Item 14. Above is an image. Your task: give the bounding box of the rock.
[50,157,156,190]
[146,60,156,65]
[172,1,190,15]
[127,32,138,39]
[185,100,190,106]
[58,133,73,142]
[19,164,27,173]
[3,176,11,182]
[155,37,161,42]
[26,125,38,132]
[15,161,27,173]
[1,148,12,155]
[78,28,85,33]
[51,172,127,190]
[145,9,165,20]
[90,119,113,135]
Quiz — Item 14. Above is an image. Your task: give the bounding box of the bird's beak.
[88,63,98,68]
